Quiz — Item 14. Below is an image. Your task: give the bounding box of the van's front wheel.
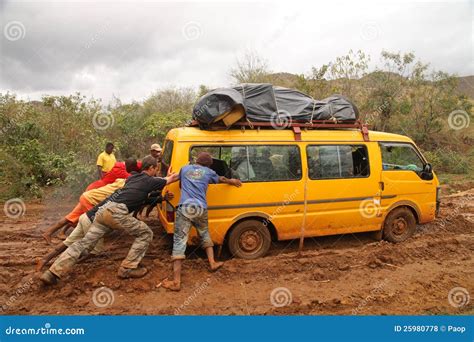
[228,220,271,259]
[383,207,416,243]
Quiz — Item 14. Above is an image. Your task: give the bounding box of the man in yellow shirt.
[42,178,126,243]
[96,142,116,179]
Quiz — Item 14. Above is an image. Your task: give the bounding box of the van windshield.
[380,143,424,172]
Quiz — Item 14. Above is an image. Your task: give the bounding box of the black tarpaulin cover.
[192,83,359,126]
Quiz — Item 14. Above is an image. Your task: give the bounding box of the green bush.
[0,89,197,200]
[423,149,470,174]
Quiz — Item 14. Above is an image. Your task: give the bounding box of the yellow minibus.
[158,126,439,259]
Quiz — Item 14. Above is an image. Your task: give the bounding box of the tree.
[230,51,271,84]
[364,51,420,131]
[143,87,196,116]
[328,50,370,100]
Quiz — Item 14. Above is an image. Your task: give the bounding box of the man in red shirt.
[43,159,140,242]
[86,158,141,191]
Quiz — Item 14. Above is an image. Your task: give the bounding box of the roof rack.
[187,119,370,142]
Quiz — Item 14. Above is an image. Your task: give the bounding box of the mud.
[1,187,472,315]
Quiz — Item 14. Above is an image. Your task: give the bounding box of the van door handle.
[379,181,384,191]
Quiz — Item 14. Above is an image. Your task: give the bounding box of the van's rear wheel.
[383,207,416,243]
[228,220,271,259]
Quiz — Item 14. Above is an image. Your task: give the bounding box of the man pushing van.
[161,152,241,291]
[40,156,179,285]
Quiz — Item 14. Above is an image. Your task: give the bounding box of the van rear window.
[307,145,369,180]
[190,145,302,182]
[162,140,174,166]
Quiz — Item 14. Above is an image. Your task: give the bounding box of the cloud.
[0,0,472,103]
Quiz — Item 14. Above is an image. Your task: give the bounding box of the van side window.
[307,145,369,179]
[190,145,302,182]
[380,143,424,172]
[190,146,220,164]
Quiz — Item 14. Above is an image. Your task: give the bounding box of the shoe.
[40,270,59,286]
[117,266,148,279]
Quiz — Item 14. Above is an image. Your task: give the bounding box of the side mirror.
[421,163,433,180]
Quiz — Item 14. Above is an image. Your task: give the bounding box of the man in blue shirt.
[162,152,241,291]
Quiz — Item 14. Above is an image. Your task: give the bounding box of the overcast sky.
[0,0,472,103]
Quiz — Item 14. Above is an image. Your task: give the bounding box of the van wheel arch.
[385,202,420,224]
[225,216,278,242]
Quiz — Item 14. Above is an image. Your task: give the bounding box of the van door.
[189,144,305,242]
[304,143,383,236]
[379,142,436,223]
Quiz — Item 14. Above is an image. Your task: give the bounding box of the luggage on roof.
[192,83,359,128]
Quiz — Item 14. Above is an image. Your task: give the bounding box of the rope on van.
[245,117,254,129]
[241,84,252,128]
[328,102,338,122]
[309,98,316,123]
[271,85,280,116]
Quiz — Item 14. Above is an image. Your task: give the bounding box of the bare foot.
[35,257,46,272]
[209,261,224,272]
[57,231,67,240]
[161,278,181,291]
[42,232,52,244]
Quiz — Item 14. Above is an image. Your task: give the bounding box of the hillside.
[268,72,474,99]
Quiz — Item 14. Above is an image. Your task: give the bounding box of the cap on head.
[150,144,162,152]
[196,152,213,167]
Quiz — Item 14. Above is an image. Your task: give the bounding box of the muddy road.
[1,186,472,315]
